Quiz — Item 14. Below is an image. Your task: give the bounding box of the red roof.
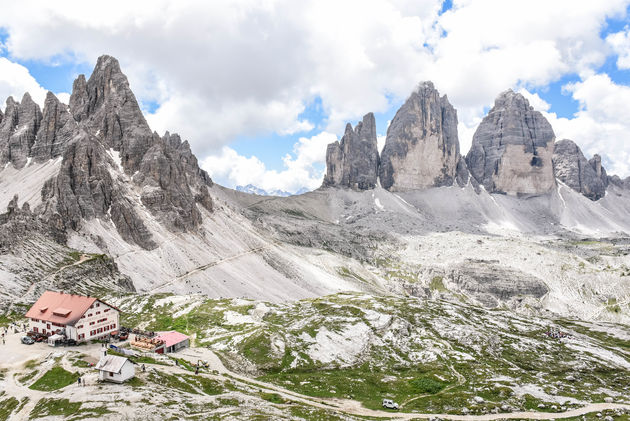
[25,291,110,325]
[156,331,189,348]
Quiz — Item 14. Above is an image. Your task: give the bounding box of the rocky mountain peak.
[31,91,78,163]
[466,90,555,196]
[379,81,466,191]
[323,112,379,190]
[553,139,607,201]
[0,92,43,168]
[69,54,151,162]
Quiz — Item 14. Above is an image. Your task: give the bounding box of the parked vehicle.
[21,336,35,345]
[66,339,77,346]
[382,399,399,410]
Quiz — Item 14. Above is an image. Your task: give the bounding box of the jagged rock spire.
[379,81,466,191]
[31,91,78,162]
[323,112,379,190]
[0,93,42,168]
[553,139,607,201]
[466,89,556,196]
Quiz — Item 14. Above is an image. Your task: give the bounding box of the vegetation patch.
[18,370,38,385]
[29,398,82,418]
[429,276,447,292]
[29,366,78,391]
[409,376,448,394]
[0,397,20,420]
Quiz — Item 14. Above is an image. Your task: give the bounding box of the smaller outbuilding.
[95,354,135,383]
[155,331,190,353]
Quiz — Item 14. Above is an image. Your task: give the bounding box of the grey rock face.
[69,55,153,171]
[466,90,556,196]
[379,82,464,191]
[553,139,607,201]
[42,133,157,250]
[450,260,548,308]
[588,154,608,188]
[323,113,379,190]
[31,92,79,162]
[608,175,630,190]
[0,94,43,168]
[63,55,213,236]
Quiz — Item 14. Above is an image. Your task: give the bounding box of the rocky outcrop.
[31,92,79,162]
[0,195,66,250]
[609,175,630,190]
[0,94,43,168]
[588,154,608,188]
[466,90,555,196]
[69,55,153,171]
[379,82,465,191]
[41,133,157,250]
[450,260,548,308]
[553,139,607,201]
[58,55,213,238]
[323,113,379,190]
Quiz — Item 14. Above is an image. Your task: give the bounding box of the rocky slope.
[379,82,468,191]
[466,90,556,196]
[323,112,379,190]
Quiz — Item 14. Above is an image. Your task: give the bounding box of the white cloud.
[528,74,630,177]
[0,57,48,109]
[607,26,630,69]
[202,131,336,193]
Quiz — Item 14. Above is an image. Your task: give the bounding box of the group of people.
[545,327,571,339]
[2,323,27,344]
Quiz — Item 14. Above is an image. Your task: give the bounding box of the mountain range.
[235,184,310,197]
[0,55,628,325]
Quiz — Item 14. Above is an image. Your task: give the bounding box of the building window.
[104,309,110,313]
[109,372,113,377]
[33,327,38,333]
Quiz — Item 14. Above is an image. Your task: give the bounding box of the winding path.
[2,340,628,420]
[174,348,630,420]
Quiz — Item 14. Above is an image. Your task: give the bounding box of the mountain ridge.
[0,55,628,325]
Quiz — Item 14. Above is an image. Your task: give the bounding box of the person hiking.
[77,377,81,386]
[142,364,146,372]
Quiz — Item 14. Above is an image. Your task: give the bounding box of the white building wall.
[74,301,120,342]
[99,361,135,383]
[28,300,119,343]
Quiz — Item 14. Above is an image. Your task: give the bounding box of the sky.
[0,0,630,193]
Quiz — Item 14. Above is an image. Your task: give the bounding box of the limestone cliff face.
[323,113,379,190]
[379,82,465,191]
[31,92,79,162]
[58,55,213,239]
[0,94,43,169]
[0,55,215,250]
[466,90,556,196]
[553,139,607,201]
